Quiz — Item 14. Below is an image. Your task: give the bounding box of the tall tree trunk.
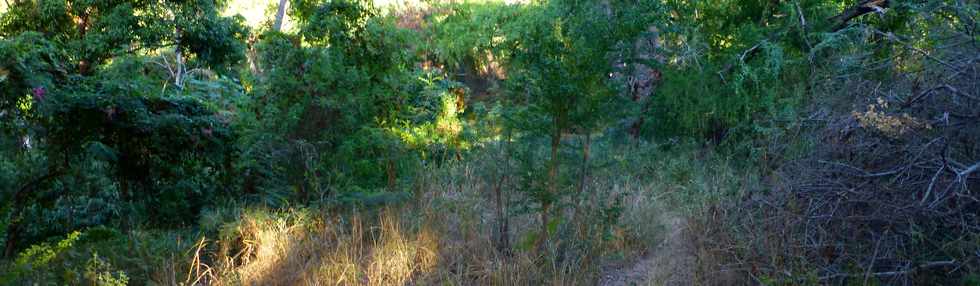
[495,126,513,255]
[539,116,562,250]
[273,0,288,32]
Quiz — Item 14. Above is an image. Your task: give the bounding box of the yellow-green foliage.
[2,230,129,285]
[13,231,82,268]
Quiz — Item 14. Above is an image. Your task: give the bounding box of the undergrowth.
[1,140,749,285]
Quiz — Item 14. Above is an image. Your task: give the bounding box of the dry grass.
[183,198,546,285]
[158,141,722,285]
[195,209,443,286]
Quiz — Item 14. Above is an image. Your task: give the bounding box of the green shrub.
[239,1,470,201]
[0,0,246,256]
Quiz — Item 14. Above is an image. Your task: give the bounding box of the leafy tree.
[635,0,822,146]
[0,0,246,257]
[241,0,466,202]
[498,0,657,247]
[0,0,247,74]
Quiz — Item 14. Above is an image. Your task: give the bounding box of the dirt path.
[598,216,693,286]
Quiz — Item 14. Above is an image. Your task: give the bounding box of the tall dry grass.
[162,141,733,285]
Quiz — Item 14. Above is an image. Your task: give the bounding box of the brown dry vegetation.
[686,4,980,284]
[153,142,747,285]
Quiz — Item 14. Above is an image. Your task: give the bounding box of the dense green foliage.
[1,0,977,284]
[0,0,245,242]
[239,1,468,203]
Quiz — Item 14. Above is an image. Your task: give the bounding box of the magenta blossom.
[32,86,46,101]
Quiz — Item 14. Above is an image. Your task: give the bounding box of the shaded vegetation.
[1,0,977,285]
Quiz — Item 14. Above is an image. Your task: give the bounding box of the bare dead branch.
[830,0,890,32]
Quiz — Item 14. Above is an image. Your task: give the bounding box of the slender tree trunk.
[549,118,561,199]
[539,116,562,250]
[495,128,513,254]
[299,171,309,204]
[577,133,590,196]
[571,132,592,242]
[386,158,397,191]
[3,222,20,258]
[493,175,510,254]
[247,36,261,75]
[273,0,288,32]
[174,27,184,89]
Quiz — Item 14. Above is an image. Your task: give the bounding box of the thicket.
[0,0,247,256]
[0,0,977,284]
[686,1,980,284]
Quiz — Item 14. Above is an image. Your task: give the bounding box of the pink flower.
[32,86,45,101]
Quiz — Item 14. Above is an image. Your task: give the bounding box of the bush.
[0,226,189,285]
[239,1,469,201]
[694,2,980,284]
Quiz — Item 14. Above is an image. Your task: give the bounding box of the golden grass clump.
[198,209,443,286]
